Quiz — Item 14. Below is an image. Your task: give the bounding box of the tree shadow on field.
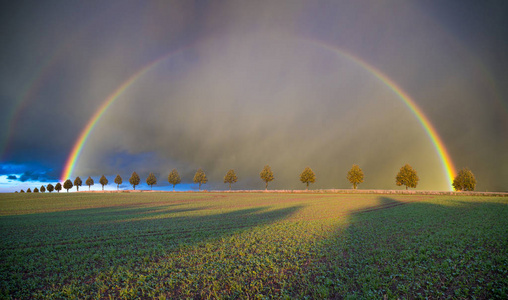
[0,201,303,298]
[306,196,508,299]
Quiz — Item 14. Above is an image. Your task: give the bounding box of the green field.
[1,192,507,299]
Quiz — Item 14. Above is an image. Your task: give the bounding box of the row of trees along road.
[16,164,477,193]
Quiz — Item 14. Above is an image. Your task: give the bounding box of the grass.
[0,192,507,299]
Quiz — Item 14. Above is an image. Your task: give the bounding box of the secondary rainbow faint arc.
[61,42,457,190]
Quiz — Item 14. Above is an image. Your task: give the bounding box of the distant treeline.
[15,164,476,193]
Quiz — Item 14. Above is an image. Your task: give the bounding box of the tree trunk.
[406,186,408,190]
[229,183,231,190]
[265,182,268,190]
[306,182,309,190]
[173,185,175,192]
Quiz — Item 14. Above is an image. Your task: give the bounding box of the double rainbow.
[60,42,456,190]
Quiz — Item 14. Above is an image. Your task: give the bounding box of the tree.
[55,183,62,193]
[300,167,316,190]
[74,176,82,192]
[260,165,274,190]
[347,164,364,189]
[114,174,122,190]
[47,184,54,193]
[453,168,476,191]
[20,189,25,193]
[129,172,140,190]
[193,168,208,191]
[396,164,419,190]
[167,169,181,191]
[27,188,32,193]
[40,185,46,193]
[224,169,238,190]
[63,179,73,192]
[146,173,157,190]
[86,176,94,191]
[33,187,39,193]
[99,175,108,191]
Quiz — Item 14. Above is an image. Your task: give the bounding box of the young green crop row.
[0,193,506,299]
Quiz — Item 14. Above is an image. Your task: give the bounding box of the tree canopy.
[347,164,364,189]
[260,165,274,190]
[63,179,73,192]
[114,174,122,190]
[46,184,54,193]
[146,173,157,190]
[300,167,316,190]
[99,175,108,191]
[193,168,208,191]
[224,169,238,190]
[453,168,476,191]
[395,164,419,190]
[33,187,39,193]
[74,177,82,191]
[40,185,46,193]
[55,183,62,193]
[86,176,94,191]
[168,169,181,191]
[129,172,140,190]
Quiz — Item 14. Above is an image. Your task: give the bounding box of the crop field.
[0,192,507,299]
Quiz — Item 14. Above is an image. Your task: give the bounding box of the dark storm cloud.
[7,175,17,180]
[1,1,507,191]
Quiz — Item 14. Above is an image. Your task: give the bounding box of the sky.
[1,0,507,192]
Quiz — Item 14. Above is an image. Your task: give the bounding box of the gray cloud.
[1,1,507,191]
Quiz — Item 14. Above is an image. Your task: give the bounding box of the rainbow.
[61,40,457,190]
[60,49,186,182]
[311,41,457,189]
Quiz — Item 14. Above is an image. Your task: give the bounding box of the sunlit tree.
[74,176,82,192]
[224,169,238,191]
[146,173,157,190]
[86,176,94,191]
[63,179,73,192]
[453,168,476,191]
[396,164,419,190]
[99,175,108,191]
[47,184,54,193]
[347,164,364,189]
[168,169,181,191]
[129,172,140,190]
[33,187,39,193]
[300,167,316,190]
[114,174,122,190]
[260,165,274,190]
[27,188,32,193]
[20,189,25,193]
[55,183,62,193]
[40,185,46,193]
[193,168,208,191]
